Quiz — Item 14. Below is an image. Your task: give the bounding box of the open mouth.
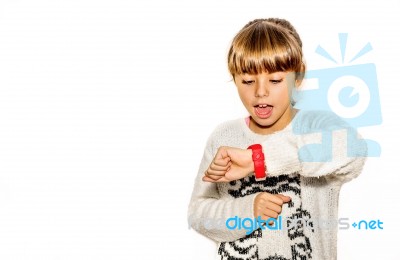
[254,104,273,119]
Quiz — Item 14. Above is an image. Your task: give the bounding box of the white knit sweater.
[188,110,367,260]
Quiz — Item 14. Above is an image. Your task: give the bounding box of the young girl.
[188,18,367,259]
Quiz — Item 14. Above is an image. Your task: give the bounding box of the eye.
[270,79,283,84]
[242,80,254,85]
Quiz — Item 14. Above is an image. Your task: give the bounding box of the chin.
[252,117,276,127]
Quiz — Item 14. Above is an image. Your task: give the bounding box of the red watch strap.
[247,144,267,181]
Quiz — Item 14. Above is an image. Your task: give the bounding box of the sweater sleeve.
[187,135,260,242]
[262,110,367,184]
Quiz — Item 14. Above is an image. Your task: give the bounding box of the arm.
[203,111,367,184]
[187,137,260,242]
[264,110,367,183]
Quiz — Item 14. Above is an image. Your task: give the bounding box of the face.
[235,71,300,135]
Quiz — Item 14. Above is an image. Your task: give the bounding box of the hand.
[254,192,291,220]
[202,146,254,183]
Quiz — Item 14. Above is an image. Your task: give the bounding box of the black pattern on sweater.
[218,174,313,260]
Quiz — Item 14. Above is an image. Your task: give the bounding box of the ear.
[295,62,306,88]
[295,78,303,88]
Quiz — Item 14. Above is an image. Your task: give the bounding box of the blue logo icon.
[292,33,382,158]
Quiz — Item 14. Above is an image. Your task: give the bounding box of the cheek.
[273,86,291,103]
[237,88,253,104]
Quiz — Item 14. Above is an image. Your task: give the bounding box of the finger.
[264,202,282,214]
[204,172,224,181]
[213,158,231,167]
[259,217,278,226]
[216,147,229,160]
[202,176,218,182]
[262,194,284,206]
[206,168,227,177]
[259,209,279,220]
[203,175,231,183]
[212,176,231,183]
[210,162,231,171]
[268,220,275,226]
[276,194,291,203]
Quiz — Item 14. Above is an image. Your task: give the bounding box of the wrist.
[247,144,267,181]
[245,149,254,174]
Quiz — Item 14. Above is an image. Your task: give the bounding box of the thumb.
[276,194,291,203]
[217,147,229,160]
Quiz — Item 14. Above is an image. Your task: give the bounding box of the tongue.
[255,106,272,115]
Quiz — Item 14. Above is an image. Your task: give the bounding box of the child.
[187,18,367,260]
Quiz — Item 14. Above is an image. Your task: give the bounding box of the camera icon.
[292,35,382,160]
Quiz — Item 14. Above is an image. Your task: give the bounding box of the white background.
[0,0,399,259]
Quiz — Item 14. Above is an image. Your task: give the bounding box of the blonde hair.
[228,18,305,80]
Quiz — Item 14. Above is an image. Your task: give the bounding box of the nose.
[255,82,269,97]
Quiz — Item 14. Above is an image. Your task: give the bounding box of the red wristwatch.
[247,144,267,181]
